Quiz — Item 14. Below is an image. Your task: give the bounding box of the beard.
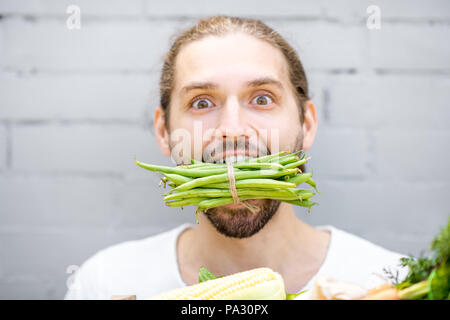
[202,132,305,239]
[203,199,282,238]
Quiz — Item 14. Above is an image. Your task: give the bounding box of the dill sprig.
[385,217,450,299]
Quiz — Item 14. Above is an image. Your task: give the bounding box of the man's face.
[165,32,305,238]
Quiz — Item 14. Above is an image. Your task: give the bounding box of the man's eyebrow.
[180,77,283,94]
[181,82,218,94]
[245,77,283,90]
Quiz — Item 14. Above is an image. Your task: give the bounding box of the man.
[65,16,406,300]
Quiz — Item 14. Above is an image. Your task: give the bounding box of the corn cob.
[149,267,286,300]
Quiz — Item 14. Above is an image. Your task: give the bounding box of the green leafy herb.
[386,217,450,300]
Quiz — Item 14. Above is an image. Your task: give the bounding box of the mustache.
[202,138,270,163]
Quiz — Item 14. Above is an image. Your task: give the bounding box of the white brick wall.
[11,124,165,176]
[369,24,450,70]
[302,179,450,256]
[2,19,181,71]
[307,128,368,178]
[0,0,145,16]
[322,0,450,21]
[0,73,159,120]
[324,75,450,129]
[373,130,450,181]
[0,0,449,299]
[0,176,118,227]
[144,0,322,17]
[266,20,367,71]
[302,180,449,232]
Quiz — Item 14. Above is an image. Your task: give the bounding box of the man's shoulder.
[317,225,408,288]
[93,223,192,263]
[65,223,192,299]
[328,225,405,261]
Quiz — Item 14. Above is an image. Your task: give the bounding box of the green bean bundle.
[135,151,319,223]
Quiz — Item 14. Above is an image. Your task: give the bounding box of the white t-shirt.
[64,223,408,300]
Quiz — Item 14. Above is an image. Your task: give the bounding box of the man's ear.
[154,106,171,157]
[301,100,318,150]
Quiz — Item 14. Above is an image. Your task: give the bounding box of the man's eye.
[251,95,273,106]
[191,98,214,110]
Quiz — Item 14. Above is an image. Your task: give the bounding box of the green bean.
[170,168,298,192]
[163,173,297,190]
[183,161,285,171]
[136,160,235,177]
[163,173,193,185]
[283,157,311,169]
[295,192,314,200]
[190,159,203,165]
[196,196,316,210]
[137,159,288,177]
[165,197,210,207]
[180,163,212,169]
[305,177,319,192]
[135,151,318,215]
[182,151,286,168]
[278,156,300,166]
[286,173,312,185]
[196,197,235,209]
[181,151,299,171]
[164,188,305,201]
[248,151,287,163]
[280,199,318,208]
[268,152,301,164]
[205,178,296,189]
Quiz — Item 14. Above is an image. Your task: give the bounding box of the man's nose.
[216,96,248,139]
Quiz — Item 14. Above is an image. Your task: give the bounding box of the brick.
[325,75,450,130]
[0,225,176,299]
[370,25,450,70]
[266,20,366,70]
[0,278,60,299]
[11,124,165,176]
[0,229,118,280]
[376,0,450,20]
[0,72,159,121]
[0,0,144,16]
[0,227,168,286]
[373,130,450,181]
[2,19,180,71]
[321,0,450,21]
[306,128,368,177]
[145,0,321,17]
[0,126,6,171]
[362,227,446,258]
[0,174,190,230]
[321,0,374,22]
[114,178,196,228]
[0,176,117,227]
[299,180,449,255]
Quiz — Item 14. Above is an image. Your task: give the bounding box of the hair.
[159,15,310,129]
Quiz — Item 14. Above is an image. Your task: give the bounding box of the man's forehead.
[173,33,290,91]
